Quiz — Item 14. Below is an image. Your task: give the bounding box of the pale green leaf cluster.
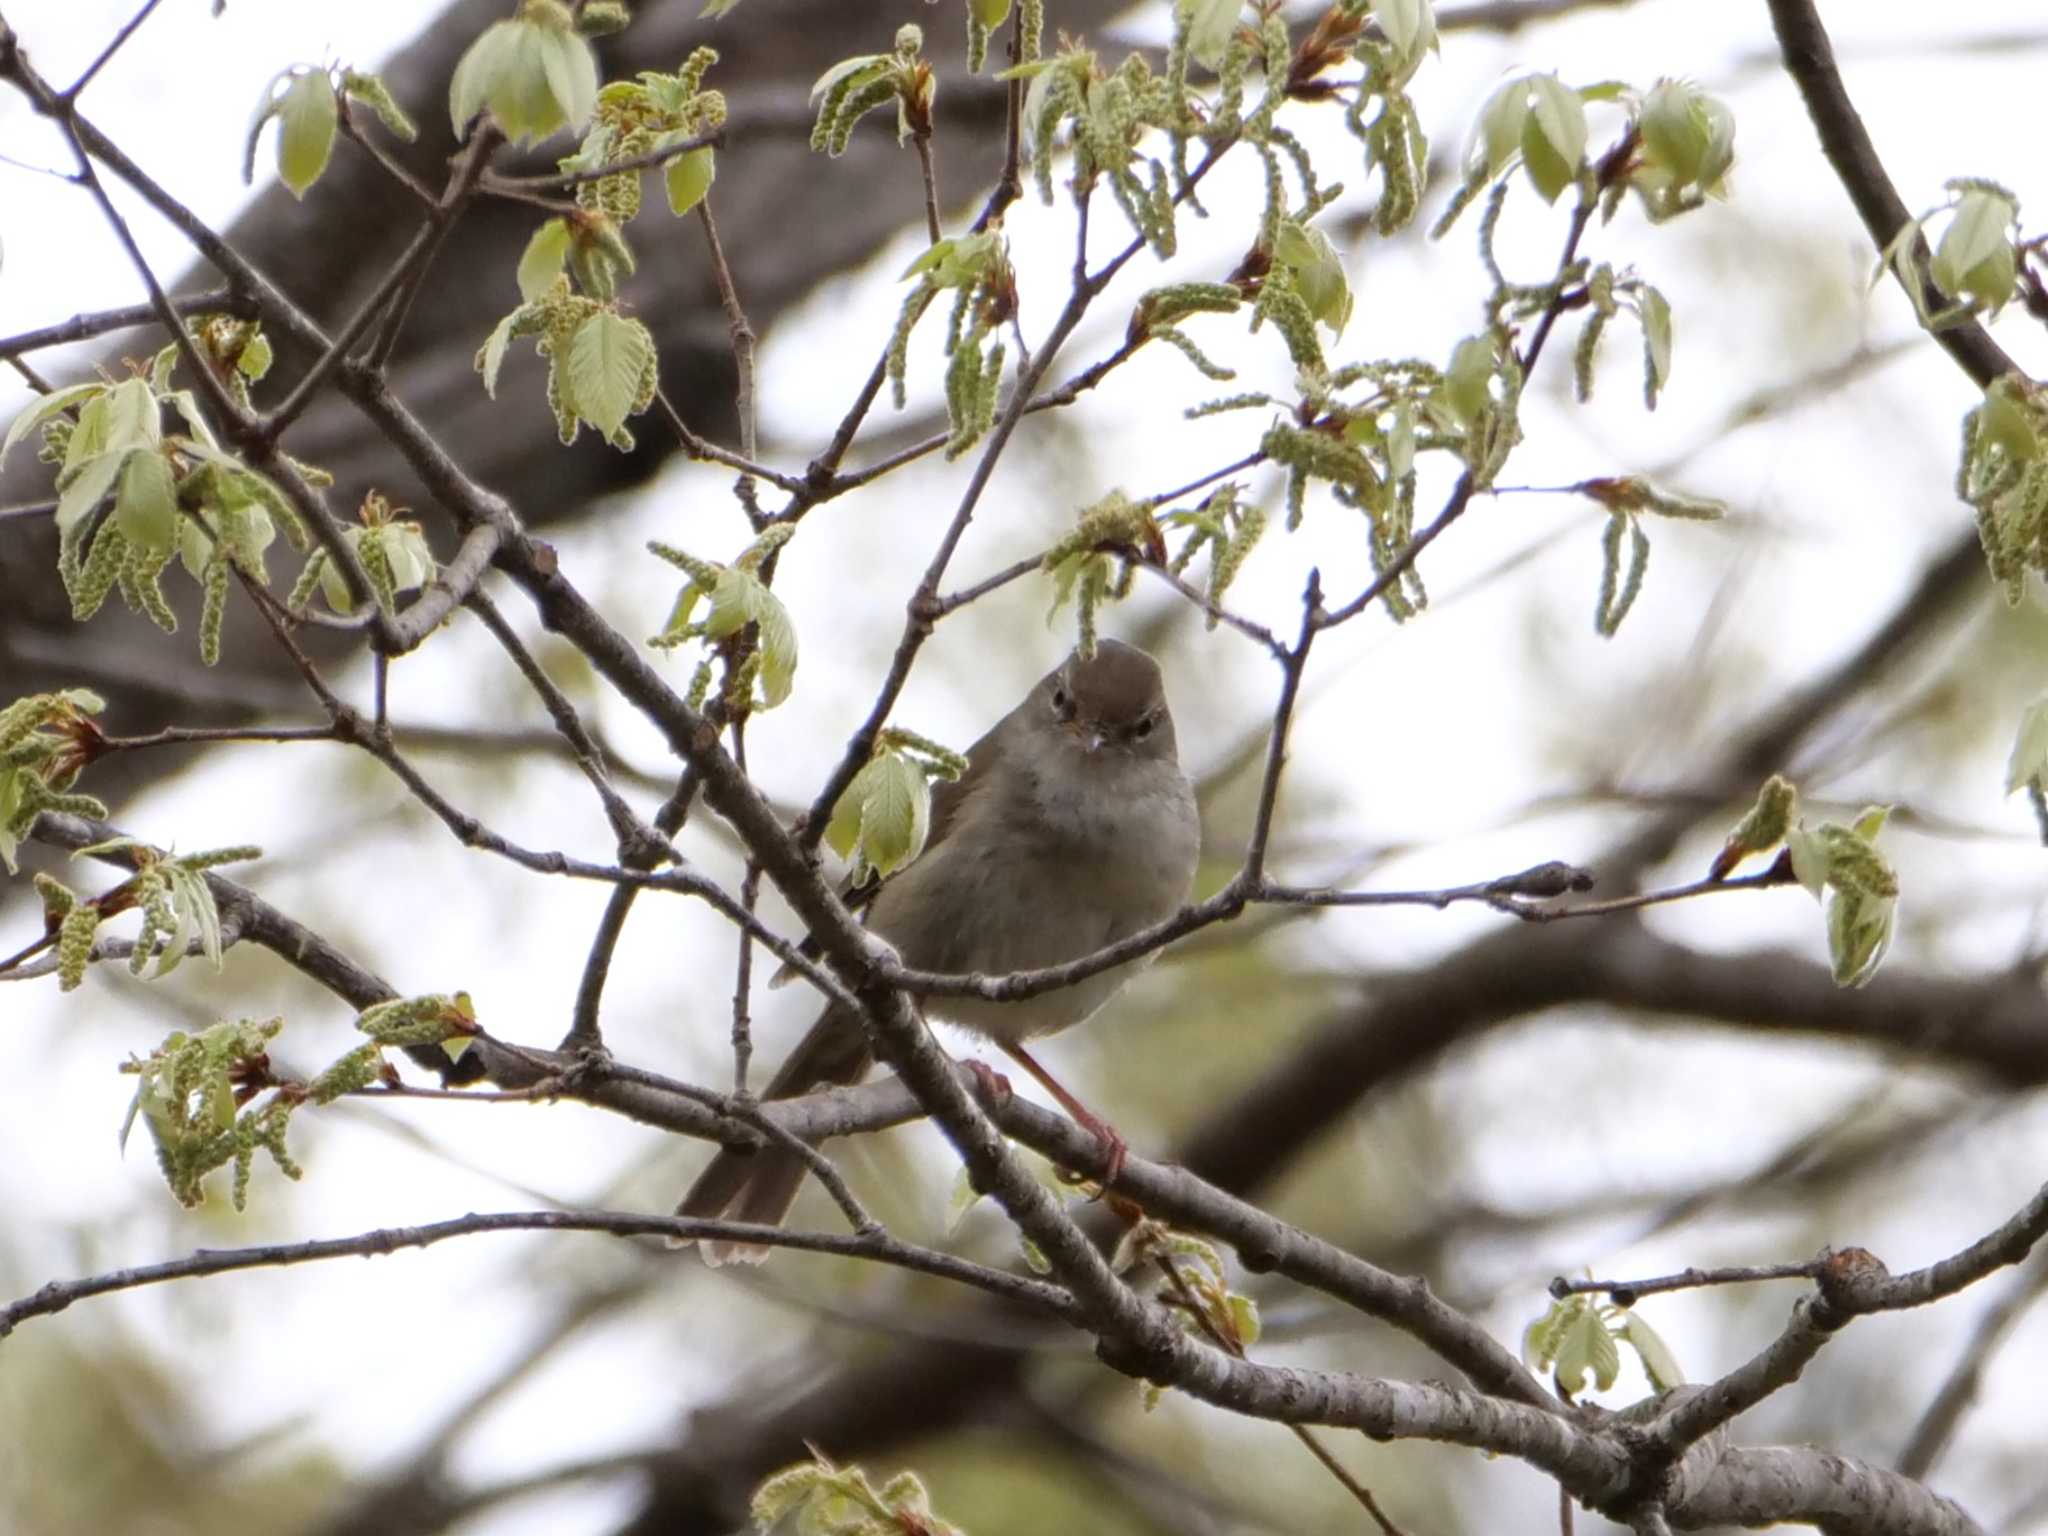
[449,0,599,145]
[1572,263,1673,411]
[1163,482,1265,626]
[892,232,1015,457]
[750,1450,964,1536]
[1883,179,2022,326]
[647,525,800,711]
[40,838,257,991]
[1193,355,1459,621]
[0,689,108,874]
[1525,1293,1683,1398]
[3,346,308,662]
[1437,73,1734,236]
[1042,490,1157,655]
[1338,2,1438,235]
[1575,474,1723,636]
[1019,37,1206,257]
[1717,777,1899,988]
[809,25,931,157]
[1111,1219,1261,1412]
[1958,375,2048,604]
[119,1018,300,1210]
[1631,78,1735,221]
[824,728,965,886]
[559,48,725,223]
[289,491,436,617]
[1270,219,1352,339]
[516,211,638,303]
[476,278,658,448]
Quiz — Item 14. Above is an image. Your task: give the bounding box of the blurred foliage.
[0,1327,342,1536]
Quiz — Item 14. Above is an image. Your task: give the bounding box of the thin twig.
[481,128,720,193]
[61,0,164,101]
[0,288,246,359]
[0,1208,1076,1341]
[912,129,943,246]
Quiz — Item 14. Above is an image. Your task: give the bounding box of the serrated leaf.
[517,219,573,302]
[277,70,337,199]
[809,53,889,107]
[100,377,160,453]
[1934,189,2015,298]
[450,20,518,135]
[751,1463,828,1526]
[1522,74,1584,203]
[664,143,715,216]
[703,564,757,638]
[752,583,798,706]
[115,449,179,555]
[565,310,654,440]
[825,755,883,860]
[860,751,930,879]
[1553,1304,1620,1394]
[1371,0,1436,67]
[476,309,524,398]
[1827,885,1895,987]
[1475,76,1529,180]
[55,450,126,537]
[2,382,102,468]
[1620,1311,1684,1391]
[534,24,599,136]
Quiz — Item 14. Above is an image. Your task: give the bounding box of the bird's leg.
[999,1041,1127,1191]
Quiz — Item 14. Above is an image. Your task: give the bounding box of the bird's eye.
[1050,686,1073,720]
[1132,713,1156,739]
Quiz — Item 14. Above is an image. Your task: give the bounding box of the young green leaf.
[517,219,573,301]
[114,450,179,555]
[566,310,656,440]
[1520,74,1586,203]
[276,69,338,199]
[663,143,715,216]
[1619,1311,1684,1391]
[1,382,103,467]
[1180,0,1242,72]
[1932,187,2018,312]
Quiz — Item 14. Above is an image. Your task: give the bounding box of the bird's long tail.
[675,1006,872,1265]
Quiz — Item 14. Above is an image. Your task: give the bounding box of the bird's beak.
[1070,723,1105,753]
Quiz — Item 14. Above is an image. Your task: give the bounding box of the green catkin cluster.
[121,1018,300,1210]
[1959,381,2048,604]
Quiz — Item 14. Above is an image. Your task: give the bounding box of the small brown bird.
[678,639,1201,1263]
